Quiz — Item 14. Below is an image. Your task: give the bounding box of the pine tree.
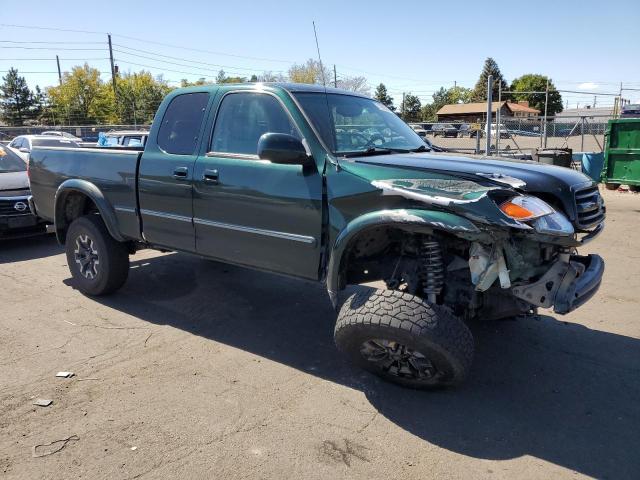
[471,58,508,102]
[374,83,395,111]
[401,93,421,121]
[0,68,34,126]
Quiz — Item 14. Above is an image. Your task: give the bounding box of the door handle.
[173,166,189,179]
[202,169,219,184]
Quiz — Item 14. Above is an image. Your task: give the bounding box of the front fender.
[326,209,485,308]
[54,179,125,244]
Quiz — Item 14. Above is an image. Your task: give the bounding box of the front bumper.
[511,254,605,315]
[554,254,604,314]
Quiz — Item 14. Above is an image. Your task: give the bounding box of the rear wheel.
[334,289,474,389]
[65,215,129,296]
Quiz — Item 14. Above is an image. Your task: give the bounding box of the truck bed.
[29,146,143,241]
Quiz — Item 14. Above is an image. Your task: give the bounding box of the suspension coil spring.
[420,239,444,302]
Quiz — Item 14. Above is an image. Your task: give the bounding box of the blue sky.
[1,0,639,107]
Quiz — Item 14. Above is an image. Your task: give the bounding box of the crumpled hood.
[0,171,29,192]
[353,152,592,193]
[341,152,593,224]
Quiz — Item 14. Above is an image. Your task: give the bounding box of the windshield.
[293,92,426,155]
[0,147,26,172]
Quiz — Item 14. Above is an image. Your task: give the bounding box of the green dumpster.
[602,118,640,190]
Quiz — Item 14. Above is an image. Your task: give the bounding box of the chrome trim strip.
[114,206,137,214]
[0,195,30,201]
[578,222,604,245]
[140,209,192,223]
[194,217,315,245]
[33,146,142,154]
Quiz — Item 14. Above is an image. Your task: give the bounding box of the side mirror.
[257,133,312,166]
[19,147,30,153]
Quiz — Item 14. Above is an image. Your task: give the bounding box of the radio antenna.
[312,21,339,169]
[312,21,327,86]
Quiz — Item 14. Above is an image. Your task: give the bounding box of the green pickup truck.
[29,83,605,389]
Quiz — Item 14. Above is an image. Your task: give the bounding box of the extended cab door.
[138,92,210,251]
[193,91,323,280]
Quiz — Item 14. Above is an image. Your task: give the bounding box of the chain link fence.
[417,114,613,158]
[0,124,150,143]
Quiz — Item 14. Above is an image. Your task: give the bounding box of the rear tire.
[65,215,129,296]
[334,289,474,389]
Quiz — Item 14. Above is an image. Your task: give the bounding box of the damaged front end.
[334,166,606,320]
[468,240,605,316]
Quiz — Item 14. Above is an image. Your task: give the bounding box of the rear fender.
[325,209,485,307]
[54,179,124,244]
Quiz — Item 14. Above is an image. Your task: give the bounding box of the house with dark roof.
[436,101,540,122]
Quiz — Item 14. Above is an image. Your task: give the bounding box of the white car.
[41,130,83,142]
[7,135,80,162]
[488,124,510,139]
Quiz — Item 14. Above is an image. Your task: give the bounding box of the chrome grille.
[0,197,30,217]
[574,186,605,229]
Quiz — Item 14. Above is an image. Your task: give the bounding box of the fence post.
[485,74,493,155]
[475,130,480,154]
[496,82,501,156]
[581,117,585,151]
[543,78,549,148]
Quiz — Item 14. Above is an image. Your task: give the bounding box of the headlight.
[500,196,574,236]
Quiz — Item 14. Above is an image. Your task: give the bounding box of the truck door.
[193,91,323,280]
[138,92,210,251]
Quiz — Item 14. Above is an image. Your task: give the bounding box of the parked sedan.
[7,135,80,162]
[41,130,83,142]
[408,123,428,137]
[431,123,458,138]
[0,146,47,239]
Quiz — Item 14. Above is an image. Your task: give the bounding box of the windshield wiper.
[409,144,430,153]
[340,147,394,158]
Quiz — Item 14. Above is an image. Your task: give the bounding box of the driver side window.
[210,92,300,157]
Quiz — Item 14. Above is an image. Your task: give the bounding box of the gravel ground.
[1,188,638,480]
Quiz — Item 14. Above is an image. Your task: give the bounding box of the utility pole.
[402,92,406,120]
[55,55,62,85]
[333,64,337,88]
[485,75,493,155]
[108,34,117,97]
[542,78,549,148]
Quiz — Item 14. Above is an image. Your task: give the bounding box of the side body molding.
[54,179,125,244]
[325,208,485,307]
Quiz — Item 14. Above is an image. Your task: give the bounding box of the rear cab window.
[157,92,210,155]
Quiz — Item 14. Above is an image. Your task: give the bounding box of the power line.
[0,46,106,51]
[0,23,106,35]
[113,47,285,74]
[1,58,110,61]
[0,23,293,64]
[0,40,105,45]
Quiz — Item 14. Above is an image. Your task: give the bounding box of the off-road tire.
[605,183,620,191]
[334,289,474,389]
[65,215,129,296]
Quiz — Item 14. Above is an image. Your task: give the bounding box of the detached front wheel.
[334,289,474,389]
[65,215,129,296]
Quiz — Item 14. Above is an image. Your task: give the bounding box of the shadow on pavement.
[76,252,638,479]
[0,234,62,264]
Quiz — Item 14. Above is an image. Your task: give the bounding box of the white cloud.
[577,82,599,90]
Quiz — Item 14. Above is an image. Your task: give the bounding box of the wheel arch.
[325,209,484,308]
[54,179,125,244]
